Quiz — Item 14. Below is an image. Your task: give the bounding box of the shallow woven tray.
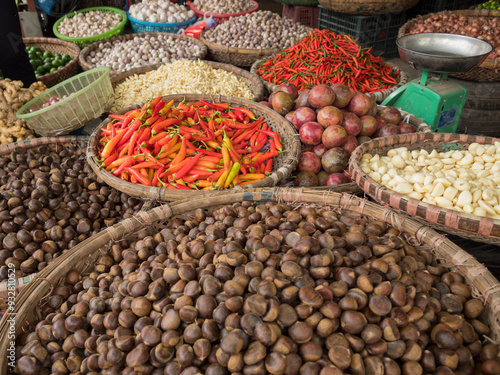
[110,60,266,102]
[23,37,80,88]
[318,0,420,14]
[87,94,301,201]
[251,56,408,102]
[399,9,500,82]
[349,132,500,245]
[79,32,208,76]
[2,187,499,373]
[200,32,285,67]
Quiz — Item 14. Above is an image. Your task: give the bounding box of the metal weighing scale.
[382,33,493,133]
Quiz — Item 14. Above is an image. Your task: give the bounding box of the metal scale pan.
[397,33,492,73]
[383,33,493,133]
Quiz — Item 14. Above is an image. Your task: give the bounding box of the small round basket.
[110,60,266,102]
[53,7,127,48]
[318,0,420,15]
[349,132,500,245]
[251,55,408,102]
[87,94,301,201]
[23,37,80,88]
[79,32,208,75]
[2,188,500,374]
[128,12,196,33]
[16,67,113,137]
[187,0,259,24]
[399,9,500,82]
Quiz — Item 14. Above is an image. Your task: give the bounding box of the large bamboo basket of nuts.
[2,188,500,374]
[0,136,145,304]
[350,132,500,245]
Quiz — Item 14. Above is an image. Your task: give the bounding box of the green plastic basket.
[53,7,127,48]
[16,67,113,137]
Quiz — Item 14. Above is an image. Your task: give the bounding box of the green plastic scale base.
[382,71,468,133]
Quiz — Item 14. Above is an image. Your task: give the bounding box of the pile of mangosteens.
[259,83,416,187]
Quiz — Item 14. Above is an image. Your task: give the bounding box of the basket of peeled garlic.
[349,132,500,245]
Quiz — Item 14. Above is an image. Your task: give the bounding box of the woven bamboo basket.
[199,33,285,67]
[87,94,301,201]
[2,187,500,374]
[79,32,208,76]
[318,0,420,15]
[349,132,500,245]
[23,37,80,88]
[110,60,266,102]
[187,0,259,24]
[0,135,147,304]
[251,56,409,102]
[399,9,500,82]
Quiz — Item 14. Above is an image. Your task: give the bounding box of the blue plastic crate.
[128,13,196,33]
[318,6,406,57]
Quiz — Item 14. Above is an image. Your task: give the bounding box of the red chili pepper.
[175,152,202,180]
[112,156,135,176]
[101,151,119,168]
[126,167,151,186]
[152,167,165,187]
[117,118,142,148]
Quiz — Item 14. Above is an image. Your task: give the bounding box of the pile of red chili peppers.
[97,96,284,190]
[256,29,400,92]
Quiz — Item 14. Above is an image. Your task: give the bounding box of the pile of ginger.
[0,79,46,144]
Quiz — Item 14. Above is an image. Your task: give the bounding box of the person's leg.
[0,1,37,86]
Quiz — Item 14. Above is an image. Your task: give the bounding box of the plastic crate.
[282,4,319,28]
[318,6,406,58]
[408,0,468,16]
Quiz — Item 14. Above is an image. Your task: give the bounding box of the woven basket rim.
[79,32,208,73]
[23,37,81,85]
[349,132,500,242]
[200,33,283,57]
[187,0,258,18]
[398,9,500,71]
[109,60,265,102]
[250,55,409,102]
[87,94,301,200]
[2,187,500,375]
[318,0,420,14]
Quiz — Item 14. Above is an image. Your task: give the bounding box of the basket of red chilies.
[87,94,301,201]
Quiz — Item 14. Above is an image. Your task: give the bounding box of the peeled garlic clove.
[431,182,445,198]
[435,197,453,208]
[453,179,470,191]
[408,192,423,200]
[474,206,488,217]
[478,200,497,216]
[394,182,413,195]
[443,187,458,201]
[456,191,472,207]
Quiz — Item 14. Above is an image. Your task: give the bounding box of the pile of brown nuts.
[14,202,500,375]
[0,143,143,281]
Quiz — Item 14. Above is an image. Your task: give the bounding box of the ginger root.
[0,78,47,144]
